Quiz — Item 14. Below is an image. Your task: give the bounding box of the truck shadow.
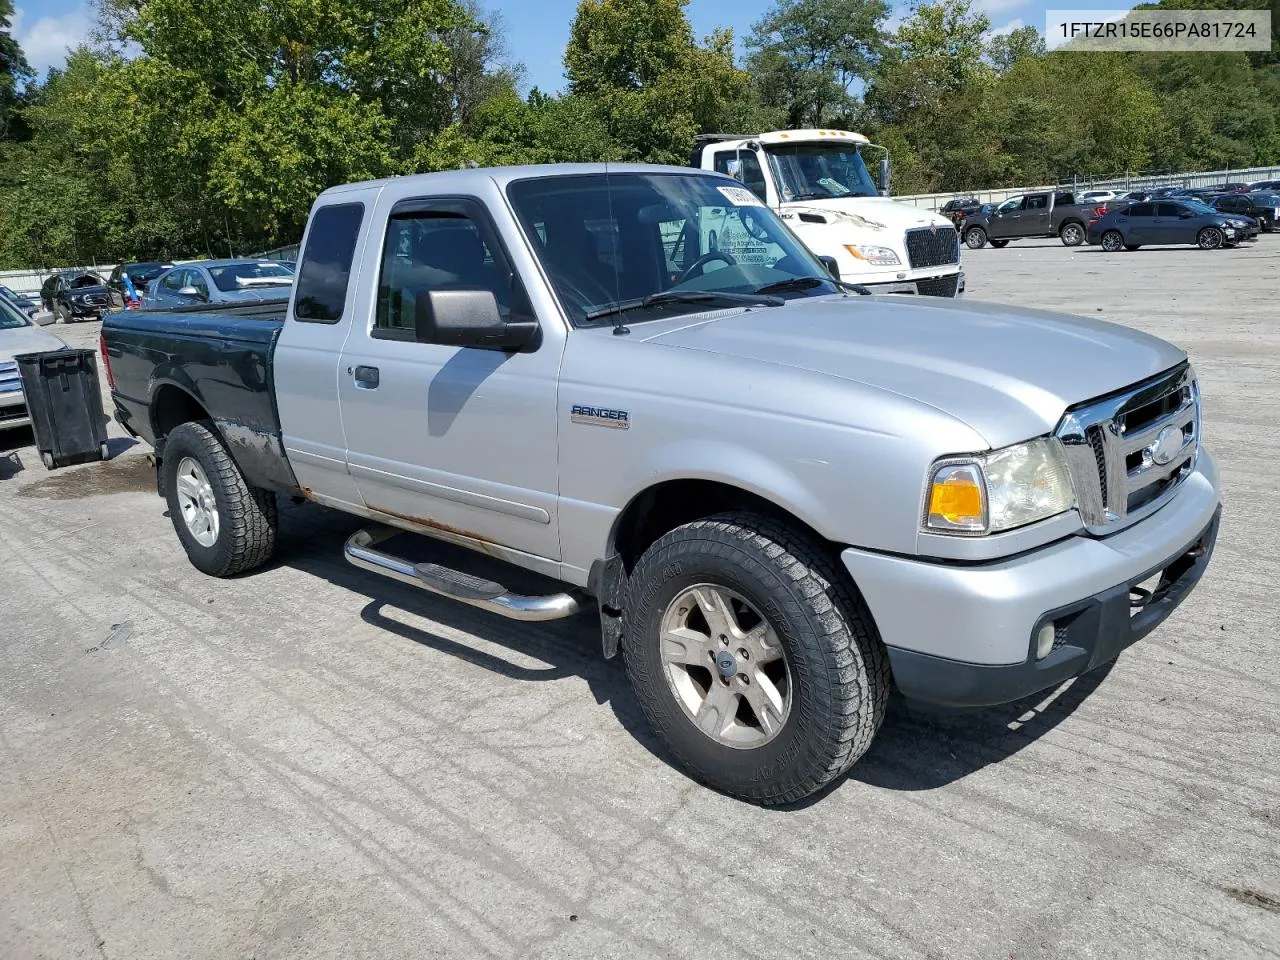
[271,501,1111,802]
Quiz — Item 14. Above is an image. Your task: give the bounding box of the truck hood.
[781,195,953,235]
[0,323,67,361]
[639,296,1187,448]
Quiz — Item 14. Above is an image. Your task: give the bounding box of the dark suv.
[107,261,176,306]
[1212,193,1278,232]
[43,272,112,323]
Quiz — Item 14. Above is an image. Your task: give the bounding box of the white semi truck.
[690,129,964,296]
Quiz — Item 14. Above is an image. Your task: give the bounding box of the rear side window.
[1127,204,1154,217]
[1156,204,1184,217]
[294,202,364,323]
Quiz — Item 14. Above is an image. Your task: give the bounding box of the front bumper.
[861,270,964,297]
[841,452,1221,707]
[0,388,30,431]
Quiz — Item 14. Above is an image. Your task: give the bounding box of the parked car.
[143,259,294,308]
[0,284,39,319]
[1212,193,1278,232]
[1212,182,1253,194]
[1,295,67,433]
[1087,199,1245,250]
[102,162,1220,806]
[940,196,981,228]
[1113,191,1152,203]
[46,272,112,323]
[961,190,1105,248]
[108,261,176,306]
[1080,190,1118,204]
[1248,179,1280,192]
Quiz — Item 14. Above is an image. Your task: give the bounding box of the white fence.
[896,164,1280,211]
[1,264,118,298]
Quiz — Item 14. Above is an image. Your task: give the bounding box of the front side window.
[374,208,519,339]
[161,270,185,291]
[1024,195,1047,210]
[507,172,837,328]
[294,202,364,323]
[763,142,879,200]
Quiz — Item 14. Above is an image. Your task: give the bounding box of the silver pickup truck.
[102,163,1221,805]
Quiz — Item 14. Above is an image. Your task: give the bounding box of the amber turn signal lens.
[926,464,986,532]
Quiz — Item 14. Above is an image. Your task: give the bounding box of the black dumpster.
[15,349,109,470]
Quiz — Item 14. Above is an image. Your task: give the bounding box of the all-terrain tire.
[162,420,277,577]
[621,512,890,806]
[1059,222,1085,246]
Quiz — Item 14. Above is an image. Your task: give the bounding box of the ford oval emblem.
[1148,425,1183,466]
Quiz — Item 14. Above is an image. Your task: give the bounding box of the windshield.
[762,142,880,201]
[0,297,30,329]
[208,261,294,292]
[506,172,840,327]
[1252,193,1279,205]
[68,274,103,289]
[126,263,174,281]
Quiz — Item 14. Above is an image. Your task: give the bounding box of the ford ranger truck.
[690,130,964,296]
[101,164,1221,806]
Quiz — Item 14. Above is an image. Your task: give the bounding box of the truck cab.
[690,130,963,296]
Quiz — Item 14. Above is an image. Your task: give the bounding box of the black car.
[940,196,981,228]
[1087,199,1244,250]
[107,261,175,306]
[46,272,112,323]
[0,284,38,318]
[1213,192,1279,232]
[1248,179,1280,192]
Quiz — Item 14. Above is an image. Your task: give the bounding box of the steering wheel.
[676,250,738,285]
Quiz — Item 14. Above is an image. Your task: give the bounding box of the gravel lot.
[3,239,1278,960]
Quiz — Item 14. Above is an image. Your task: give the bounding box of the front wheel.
[1100,230,1125,252]
[1124,244,1142,251]
[1060,222,1085,246]
[964,227,988,249]
[989,239,1009,248]
[622,512,890,806]
[162,421,277,577]
[1197,227,1224,250]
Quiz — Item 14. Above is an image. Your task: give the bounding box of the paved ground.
[2,239,1278,960]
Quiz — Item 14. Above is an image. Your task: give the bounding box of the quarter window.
[294,202,364,323]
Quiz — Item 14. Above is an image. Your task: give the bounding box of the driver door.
[988,198,1023,238]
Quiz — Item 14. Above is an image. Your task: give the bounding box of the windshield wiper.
[753,276,872,296]
[583,289,784,325]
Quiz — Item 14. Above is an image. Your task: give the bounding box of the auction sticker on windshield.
[717,186,764,207]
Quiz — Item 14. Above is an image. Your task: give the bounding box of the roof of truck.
[316,163,716,200]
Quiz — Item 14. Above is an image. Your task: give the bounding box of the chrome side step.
[343,528,583,622]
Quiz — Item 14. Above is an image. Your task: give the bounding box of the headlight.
[844,244,900,266]
[924,437,1075,535]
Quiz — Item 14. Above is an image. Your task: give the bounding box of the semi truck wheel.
[621,512,890,806]
[964,227,987,249]
[162,421,277,577]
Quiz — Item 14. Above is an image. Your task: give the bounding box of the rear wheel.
[1060,222,1085,246]
[622,512,890,806]
[162,421,277,577]
[964,227,988,249]
[1197,227,1224,250]
[1101,230,1125,252]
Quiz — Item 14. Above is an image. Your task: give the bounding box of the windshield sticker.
[717,186,765,207]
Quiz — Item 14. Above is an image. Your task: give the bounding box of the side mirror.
[817,255,840,280]
[414,289,537,351]
[878,157,891,197]
[177,286,206,300]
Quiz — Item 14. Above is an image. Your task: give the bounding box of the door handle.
[353,365,380,389]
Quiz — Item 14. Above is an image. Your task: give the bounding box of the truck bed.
[102,300,298,493]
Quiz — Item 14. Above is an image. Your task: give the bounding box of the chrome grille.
[1056,364,1198,533]
[904,227,960,269]
[0,359,21,396]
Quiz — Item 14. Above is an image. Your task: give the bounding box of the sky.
[13,0,1129,91]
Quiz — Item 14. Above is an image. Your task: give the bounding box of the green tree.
[744,0,891,128]
[986,25,1045,74]
[564,0,748,162]
[0,0,30,139]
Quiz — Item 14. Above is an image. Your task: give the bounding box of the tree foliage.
[0,0,1275,268]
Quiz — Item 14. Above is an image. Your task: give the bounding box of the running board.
[343,528,583,622]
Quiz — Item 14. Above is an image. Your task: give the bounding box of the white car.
[1080,190,1118,204]
[1,296,67,432]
